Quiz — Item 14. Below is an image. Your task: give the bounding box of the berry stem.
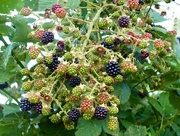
[1,89,20,104]
[145,0,154,19]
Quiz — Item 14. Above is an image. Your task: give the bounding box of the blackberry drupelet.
[101,41,114,50]
[69,76,81,87]
[32,101,43,114]
[94,106,108,120]
[106,61,121,77]
[20,98,32,111]
[0,82,8,89]
[41,31,54,44]
[68,108,80,121]
[118,16,130,28]
[44,53,60,72]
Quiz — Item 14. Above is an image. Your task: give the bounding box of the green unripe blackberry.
[108,86,115,93]
[99,18,107,29]
[83,113,94,120]
[36,57,44,64]
[73,29,81,38]
[20,68,30,76]
[49,114,61,123]
[97,76,104,82]
[63,27,70,34]
[115,74,123,82]
[105,37,114,45]
[67,66,77,76]
[107,116,119,131]
[42,107,51,116]
[72,86,82,97]
[108,106,119,115]
[64,121,75,130]
[22,81,32,91]
[64,52,72,61]
[104,76,114,85]
[79,66,88,75]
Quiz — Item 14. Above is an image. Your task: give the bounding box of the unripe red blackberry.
[118,16,130,28]
[22,81,32,91]
[69,76,81,87]
[28,46,40,59]
[34,30,45,40]
[55,8,66,18]
[97,93,110,104]
[68,108,80,121]
[107,116,119,131]
[32,101,42,114]
[56,63,68,76]
[20,98,32,111]
[94,106,108,120]
[121,59,137,73]
[154,39,164,50]
[128,0,139,9]
[143,32,152,39]
[41,31,54,44]
[20,7,32,16]
[80,98,94,112]
[52,4,62,13]
[106,61,121,77]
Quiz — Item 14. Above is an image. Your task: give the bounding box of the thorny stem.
[145,0,154,19]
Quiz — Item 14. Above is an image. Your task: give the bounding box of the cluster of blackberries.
[106,61,121,77]
[68,108,80,121]
[94,106,108,120]
[0,82,8,89]
[20,98,42,114]
[44,54,60,72]
[20,98,32,111]
[32,102,42,114]
[41,31,54,44]
[118,16,130,28]
[69,76,81,87]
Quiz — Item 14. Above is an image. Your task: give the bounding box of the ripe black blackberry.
[113,38,121,46]
[41,31,54,44]
[44,53,60,72]
[118,16,130,28]
[68,108,80,121]
[69,76,81,87]
[32,101,42,114]
[0,82,8,89]
[106,61,121,77]
[20,98,32,111]
[101,41,114,50]
[94,106,108,120]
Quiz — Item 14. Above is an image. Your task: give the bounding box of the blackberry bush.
[0,0,179,136]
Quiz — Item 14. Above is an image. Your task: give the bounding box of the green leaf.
[38,0,56,11]
[171,123,180,136]
[149,97,163,115]
[2,103,19,116]
[0,24,14,35]
[0,0,24,13]
[113,82,131,104]
[169,92,180,111]
[124,125,147,136]
[11,15,31,42]
[59,0,81,8]
[76,118,102,136]
[172,39,180,64]
[24,0,39,11]
[42,21,55,30]
[149,10,167,23]
[2,43,19,68]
